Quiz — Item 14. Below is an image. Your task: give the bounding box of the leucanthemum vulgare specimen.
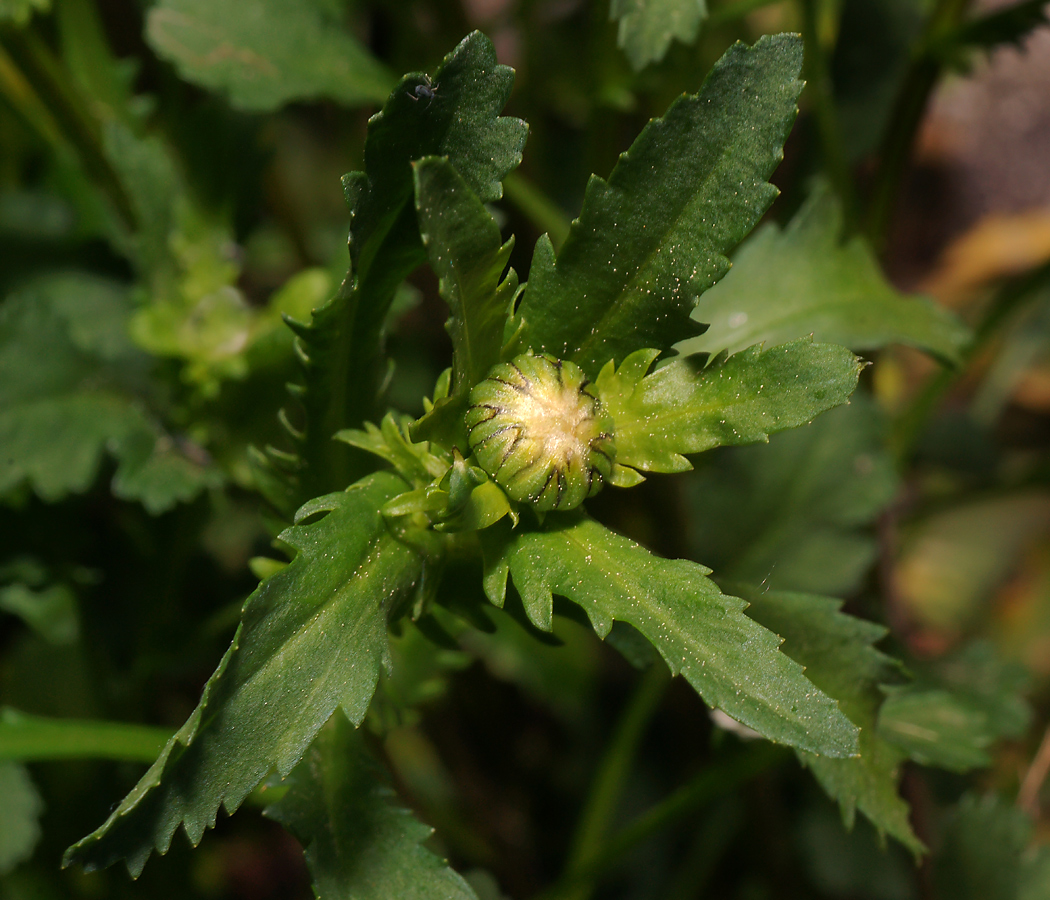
[59,28,972,895]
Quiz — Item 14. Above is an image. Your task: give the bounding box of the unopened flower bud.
[465,353,614,511]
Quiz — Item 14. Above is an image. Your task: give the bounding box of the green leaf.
[675,183,971,361]
[0,708,170,763]
[685,396,898,596]
[278,33,527,503]
[265,715,479,900]
[63,472,422,877]
[934,794,1039,900]
[738,586,923,856]
[0,584,78,645]
[144,0,393,111]
[485,513,859,757]
[516,33,803,376]
[874,643,1029,773]
[0,0,48,24]
[596,338,861,474]
[610,0,708,71]
[0,763,43,874]
[0,274,218,512]
[877,687,994,771]
[412,156,518,447]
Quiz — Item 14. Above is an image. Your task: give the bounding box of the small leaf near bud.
[465,353,614,511]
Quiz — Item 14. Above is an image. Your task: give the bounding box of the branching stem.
[547,662,671,900]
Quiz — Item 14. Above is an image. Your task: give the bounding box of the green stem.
[0,708,171,763]
[502,171,572,250]
[865,0,971,250]
[0,24,136,231]
[551,662,671,900]
[798,0,857,228]
[707,0,787,27]
[890,258,1050,461]
[538,741,785,899]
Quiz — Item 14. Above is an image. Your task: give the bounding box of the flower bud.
[465,353,614,511]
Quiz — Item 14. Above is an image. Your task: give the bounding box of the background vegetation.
[2,0,1050,898]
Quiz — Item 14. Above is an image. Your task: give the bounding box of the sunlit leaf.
[597,339,861,475]
[516,34,804,375]
[738,586,923,855]
[676,183,970,362]
[412,156,518,447]
[484,513,859,757]
[64,472,422,876]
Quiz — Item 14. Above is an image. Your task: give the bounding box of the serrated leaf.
[63,472,422,877]
[685,396,898,596]
[145,0,393,111]
[0,274,218,512]
[485,513,859,757]
[282,33,527,503]
[878,644,1028,773]
[597,338,861,474]
[516,34,803,376]
[675,183,971,361]
[0,762,43,874]
[265,715,478,900]
[610,0,708,71]
[412,156,517,448]
[877,687,994,771]
[737,586,923,856]
[935,794,1037,900]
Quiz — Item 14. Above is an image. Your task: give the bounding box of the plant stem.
[890,258,1050,461]
[707,0,786,27]
[550,662,671,900]
[797,0,857,228]
[1018,723,1050,815]
[0,23,136,231]
[539,741,786,899]
[864,0,972,250]
[502,171,572,250]
[0,708,171,763]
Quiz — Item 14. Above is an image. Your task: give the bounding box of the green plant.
[2,1,1050,898]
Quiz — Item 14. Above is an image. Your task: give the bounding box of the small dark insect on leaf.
[409,75,440,108]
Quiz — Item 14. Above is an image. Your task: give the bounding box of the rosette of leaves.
[65,31,879,893]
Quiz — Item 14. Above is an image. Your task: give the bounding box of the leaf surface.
[685,397,897,596]
[64,472,422,876]
[0,274,219,512]
[675,184,970,361]
[277,33,527,502]
[0,762,43,874]
[265,715,479,900]
[145,0,393,111]
[876,645,1031,773]
[412,156,517,447]
[610,0,708,71]
[738,586,923,855]
[597,339,861,474]
[516,34,803,375]
[486,513,858,757]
